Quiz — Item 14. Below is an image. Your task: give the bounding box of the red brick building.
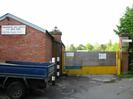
[0,13,65,62]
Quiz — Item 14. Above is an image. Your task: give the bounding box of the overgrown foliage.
[114,6,133,72]
[114,6,133,39]
[114,6,133,52]
[66,41,119,51]
[120,72,133,78]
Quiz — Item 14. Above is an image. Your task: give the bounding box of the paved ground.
[1,75,133,99]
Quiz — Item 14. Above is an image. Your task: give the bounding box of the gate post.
[116,51,121,76]
[119,33,131,72]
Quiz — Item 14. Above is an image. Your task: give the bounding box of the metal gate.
[63,51,120,75]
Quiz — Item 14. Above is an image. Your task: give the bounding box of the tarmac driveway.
[26,76,102,99]
[1,75,133,99]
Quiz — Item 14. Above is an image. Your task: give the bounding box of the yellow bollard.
[116,51,121,76]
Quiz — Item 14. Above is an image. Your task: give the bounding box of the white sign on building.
[1,25,26,35]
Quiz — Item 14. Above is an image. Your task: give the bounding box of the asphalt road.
[1,76,133,99]
[26,76,102,99]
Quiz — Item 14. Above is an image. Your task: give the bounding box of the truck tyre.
[6,81,26,99]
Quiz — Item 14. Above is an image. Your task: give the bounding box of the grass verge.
[119,71,133,78]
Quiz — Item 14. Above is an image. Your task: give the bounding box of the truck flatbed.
[0,62,55,79]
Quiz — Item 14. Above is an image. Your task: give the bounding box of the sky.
[0,0,133,46]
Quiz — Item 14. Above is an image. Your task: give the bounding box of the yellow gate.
[63,52,121,75]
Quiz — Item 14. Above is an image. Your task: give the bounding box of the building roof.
[0,13,46,33]
[0,13,65,47]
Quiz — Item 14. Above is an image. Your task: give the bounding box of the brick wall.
[0,17,52,62]
[52,35,61,42]
[121,52,129,72]
[45,33,53,62]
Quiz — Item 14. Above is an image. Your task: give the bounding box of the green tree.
[86,43,94,51]
[114,7,133,39]
[114,6,133,71]
[68,44,77,51]
[106,40,113,51]
[92,43,100,51]
[77,44,86,50]
[111,43,119,51]
[66,42,119,51]
[100,44,107,51]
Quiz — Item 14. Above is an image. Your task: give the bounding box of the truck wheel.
[6,81,26,99]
